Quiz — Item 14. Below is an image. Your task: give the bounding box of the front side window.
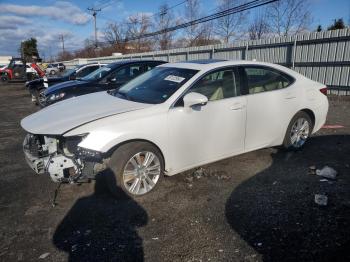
[76,65,99,78]
[113,67,198,104]
[244,67,293,94]
[110,64,143,82]
[81,65,113,81]
[188,68,241,101]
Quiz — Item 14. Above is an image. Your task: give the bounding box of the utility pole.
[87,7,101,48]
[59,34,65,53]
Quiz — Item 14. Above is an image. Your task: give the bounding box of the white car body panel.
[167,95,246,173]
[21,91,152,135]
[21,60,329,177]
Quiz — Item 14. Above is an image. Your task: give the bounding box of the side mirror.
[69,74,76,80]
[107,77,117,83]
[183,92,208,108]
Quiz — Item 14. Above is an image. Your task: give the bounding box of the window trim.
[241,65,296,96]
[171,65,241,108]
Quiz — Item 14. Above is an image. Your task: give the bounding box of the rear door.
[243,65,297,151]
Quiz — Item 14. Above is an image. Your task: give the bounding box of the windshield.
[81,65,112,81]
[113,67,198,104]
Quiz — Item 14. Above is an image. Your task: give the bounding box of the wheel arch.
[300,108,315,129]
[104,138,166,168]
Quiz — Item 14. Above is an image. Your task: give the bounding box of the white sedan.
[21,60,328,197]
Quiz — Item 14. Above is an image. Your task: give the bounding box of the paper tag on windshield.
[164,75,185,83]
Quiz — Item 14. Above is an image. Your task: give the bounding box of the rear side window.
[244,67,293,94]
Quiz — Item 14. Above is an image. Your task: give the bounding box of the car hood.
[44,80,90,95]
[21,91,152,135]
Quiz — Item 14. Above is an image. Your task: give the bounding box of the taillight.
[319,87,328,96]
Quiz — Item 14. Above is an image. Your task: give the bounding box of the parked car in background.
[42,60,166,106]
[26,63,106,106]
[55,62,66,71]
[26,64,37,75]
[45,64,60,75]
[21,59,328,198]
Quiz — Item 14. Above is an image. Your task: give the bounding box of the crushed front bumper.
[23,134,81,182]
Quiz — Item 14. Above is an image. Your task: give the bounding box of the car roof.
[107,59,166,69]
[158,59,299,76]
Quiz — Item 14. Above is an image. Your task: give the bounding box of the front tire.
[283,111,313,150]
[107,142,164,198]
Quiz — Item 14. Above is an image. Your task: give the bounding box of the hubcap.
[123,151,161,195]
[290,117,310,148]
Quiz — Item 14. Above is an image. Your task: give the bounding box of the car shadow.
[225,135,350,262]
[52,170,148,262]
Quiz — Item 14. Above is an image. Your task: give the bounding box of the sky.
[0,0,349,59]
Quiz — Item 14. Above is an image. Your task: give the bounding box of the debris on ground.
[319,179,329,182]
[308,166,317,175]
[152,237,159,240]
[193,168,205,179]
[315,194,328,206]
[38,252,50,259]
[316,166,337,179]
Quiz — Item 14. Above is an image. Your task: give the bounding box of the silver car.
[45,64,60,75]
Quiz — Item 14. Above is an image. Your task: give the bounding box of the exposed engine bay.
[23,134,106,183]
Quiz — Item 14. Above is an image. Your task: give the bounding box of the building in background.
[0,56,12,66]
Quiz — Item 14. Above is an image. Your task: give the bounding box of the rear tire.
[106,141,164,198]
[283,111,313,150]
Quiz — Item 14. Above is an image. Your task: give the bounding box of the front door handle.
[230,103,245,110]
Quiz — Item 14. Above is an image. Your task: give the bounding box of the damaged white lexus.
[21,60,329,197]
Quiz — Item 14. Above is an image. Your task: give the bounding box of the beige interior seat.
[209,87,223,101]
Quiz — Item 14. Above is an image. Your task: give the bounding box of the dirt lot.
[0,84,349,262]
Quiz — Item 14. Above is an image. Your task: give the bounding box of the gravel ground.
[0,84,349,262]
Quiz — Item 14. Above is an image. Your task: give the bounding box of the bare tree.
[267,0,311,36]
[126,13,153,52]
[104,21,128,52]
[153,4,177,50]
[183,0,207,46]
[215,0,247,43]
[248,12,270,40]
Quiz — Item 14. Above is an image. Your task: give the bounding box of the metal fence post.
[167,52,170,62]
[292,39,297,69]
[245,43,249,60]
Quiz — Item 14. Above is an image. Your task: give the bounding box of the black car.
[26,63,106,106]
[43,60,166,106]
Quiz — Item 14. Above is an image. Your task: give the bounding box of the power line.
[123,0,278,41]
[87,7,102,48]
[59,34,65,53]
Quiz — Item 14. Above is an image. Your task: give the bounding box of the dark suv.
[26,63,106,106]
[43,60,166,106]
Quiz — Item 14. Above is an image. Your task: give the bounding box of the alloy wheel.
[290,117,310,148]
[122,151,161,195]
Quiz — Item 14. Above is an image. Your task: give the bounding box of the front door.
[168,67,247,173]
